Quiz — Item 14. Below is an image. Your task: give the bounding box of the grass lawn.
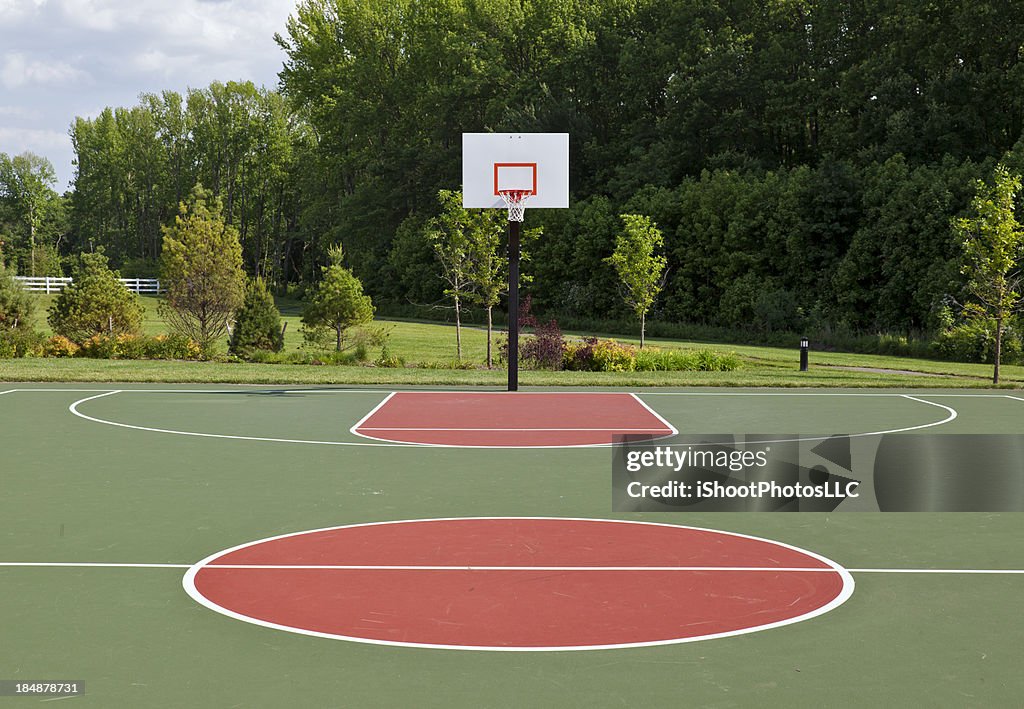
[9,293,1022,387]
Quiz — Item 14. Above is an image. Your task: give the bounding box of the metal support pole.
[508,220,521,392]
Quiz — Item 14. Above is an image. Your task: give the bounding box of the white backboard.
[462,133,569,209]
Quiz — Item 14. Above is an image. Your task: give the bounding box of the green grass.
[12,292,1023,387]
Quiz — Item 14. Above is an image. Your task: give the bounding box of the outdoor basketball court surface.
[2,384,1023,706]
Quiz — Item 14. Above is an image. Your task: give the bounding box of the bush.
[564,338,742,372]
[565,337,638,371]
[418,359,477,369]
[931,305,1023,364]
[145,334,202,360]
[229,277,284,358]
[520,318,566,370]
[48,251,143,342]
[78,334,120,358]
[933,319,1023,364]
[44,335,79,357]
[70,333,202,360]
[0,328,46,358]
[0,261,35,330]
[375,343,404,368]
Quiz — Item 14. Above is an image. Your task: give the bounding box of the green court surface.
[2,385,1023,707]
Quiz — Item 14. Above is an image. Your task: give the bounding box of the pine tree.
[229,277,284,357]
[48,251,143,342]
[302,245,374,351]
[159,185,246,352]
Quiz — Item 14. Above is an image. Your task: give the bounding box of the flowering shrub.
[145,334,202,360]
[72,333,202,360]
[44,335,79,358]
[565,338,741,372]
[78,334,119,358]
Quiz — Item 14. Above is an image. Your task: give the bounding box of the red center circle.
[183,518,853,650]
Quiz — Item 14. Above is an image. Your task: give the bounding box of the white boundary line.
[1,386,1020,397]
[0,389,15,396]
[182,516,855,652]
[0,562,190,569]
[62,390,965,449]
[67,391,412,448]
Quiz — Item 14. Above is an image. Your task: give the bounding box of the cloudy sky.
[0,0,298,191]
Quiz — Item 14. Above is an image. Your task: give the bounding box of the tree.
[0,152,58,276]
[302,245,374,351]
[426,190,539,366]
[953,164,1024,384]
[48,251,143,342]
[229,277,284,357]
[606,214,667,348]
[160,185,246,352]
[466,208,541,368]
[0,261,34,329]
[426,190,475,361]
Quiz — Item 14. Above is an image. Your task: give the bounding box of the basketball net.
[498,189,530,223]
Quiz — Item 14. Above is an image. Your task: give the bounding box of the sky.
[0,0,298,191]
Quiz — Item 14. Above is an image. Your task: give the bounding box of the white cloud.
[0,105,40,119]
[0,0,298,187]
[1,52,90,89]
[0,126,70,150]
[0,0,47,24]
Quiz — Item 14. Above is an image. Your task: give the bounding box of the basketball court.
[2,384,1023,706]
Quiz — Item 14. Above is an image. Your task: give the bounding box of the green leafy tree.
[426,190,539,366]
[0,261,34,329]
[606,214,667,348]
[953,164,1024,384]
[465,207,540,368]
[229,276,284,357]
[160,185,246,352]
[0,152,59,276]
[426,191,475,361]
[302,245,374,351]
[48,251,143,342]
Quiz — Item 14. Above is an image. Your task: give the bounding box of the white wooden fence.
[14,276,164,294]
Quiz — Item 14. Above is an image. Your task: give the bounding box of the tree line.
[3,0,1024,346]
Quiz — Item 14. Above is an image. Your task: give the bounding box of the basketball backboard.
[462,133,569,209]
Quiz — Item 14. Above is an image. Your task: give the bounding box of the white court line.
[68,391,412,448]
[899,395,958,428]
[1,561,1022,574]
[0,562,190,569]
[639,392,1008,397]
[0,389,16,396]
[631,392,680,435]
[4,387,1016,397]
[347,391,396,442]
[348,391,671,448]
[65,389,963,449]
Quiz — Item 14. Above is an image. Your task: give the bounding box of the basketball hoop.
[498,189,530,222]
